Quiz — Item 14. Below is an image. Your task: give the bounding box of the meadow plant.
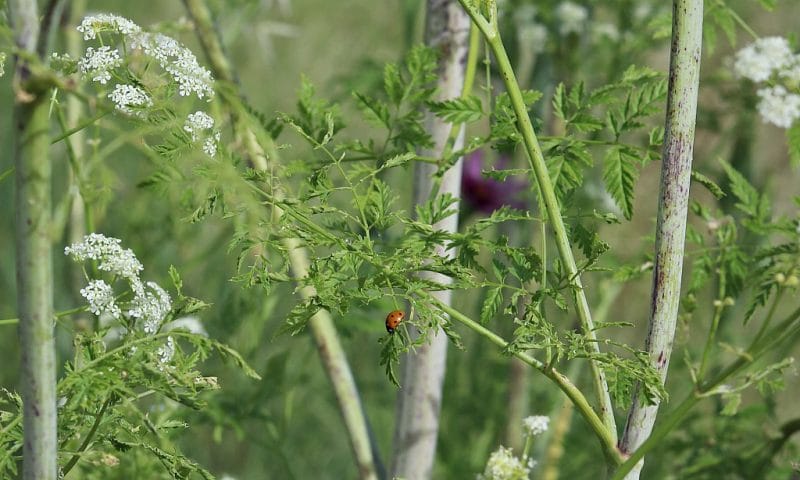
[3,0,800,479]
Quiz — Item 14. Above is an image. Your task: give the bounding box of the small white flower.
[555,1,588,36]
[108,84,153,117]
[156,336,175,368]
[478,446,530,480]
[756,85,800,128]
[203,132,221,157]
[0,52,6,78]
[80,279,122,319]
[129,281,172,334]
[184,111,215,140]
[522,415,550,437]
[78,45,122,84]
[77,13,141,40]
[733,37,794,83]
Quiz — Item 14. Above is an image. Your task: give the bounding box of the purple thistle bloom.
[461,150,528,214]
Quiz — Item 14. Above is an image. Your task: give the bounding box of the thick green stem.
[10,0,58,478]
[457,0,617,441]
[617,2,703,478]
[182,1,380,478]
[391,3,470,479]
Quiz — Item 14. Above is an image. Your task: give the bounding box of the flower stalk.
[617,1,703,478]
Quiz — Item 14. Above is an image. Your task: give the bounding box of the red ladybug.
[385,310,405,333]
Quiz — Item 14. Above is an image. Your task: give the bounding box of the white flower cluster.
[75,14,215,118]
[77,13,141,40]
[108,84,153,117]
[78,46,122,84]
[555,1,588,36]
[129,281,173,334]
[756,86,800,129]
[184,111,221,157]
[477,446,530,480]
[129,32,215,99]
[65,233,173,336]
[734,37,795,83]
[65,232,143,280]
[80,279,122,319]
[733,37,800,129]
[0,52,6,78]
[522,415,550,437]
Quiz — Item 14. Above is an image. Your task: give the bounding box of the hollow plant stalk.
[456,0,617,441]
[10,0,57,478]
[391,2,470,479]
[617,1,704,478]
[183,1,380,478]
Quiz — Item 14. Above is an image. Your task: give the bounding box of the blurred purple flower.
[461,150,528,214]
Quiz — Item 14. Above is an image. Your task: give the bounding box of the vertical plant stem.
[457,1,617,442]
[182,1,380,478]
[617,1,703,478]
[10,1,57,478]
[391,2,469,479]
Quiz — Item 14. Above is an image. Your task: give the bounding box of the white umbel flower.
[756,86,800,128]
[129,281,172,334]
[78,46,121,84]
[108,84,153,117]
[733,37,794,82]
[80,279,121,319]
[555,1,588,36]
[77,13,141,40]
[65,233,144,280]
[478,446,530,480]
[184,111,215,140]
[129,32,215,99]
[522,415,550,437]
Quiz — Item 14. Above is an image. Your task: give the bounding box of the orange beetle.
[385,310,405,333]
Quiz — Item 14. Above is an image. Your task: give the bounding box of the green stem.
[433,299,622,465]
[11,0,57,477]
[617,2,703,477]
[457,0,617,441]
[62,397,111,475]
[698,269,727,380]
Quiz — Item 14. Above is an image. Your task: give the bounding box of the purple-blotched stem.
[618,1,703,478]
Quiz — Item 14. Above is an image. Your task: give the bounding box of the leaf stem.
[432,298,623,465]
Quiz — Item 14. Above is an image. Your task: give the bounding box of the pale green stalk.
[10,0,58,478]
[391,3,471,479]
[617,2,703,478]
[456,0,617,441]
[182,1,380,478]
[613,301,800,479]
